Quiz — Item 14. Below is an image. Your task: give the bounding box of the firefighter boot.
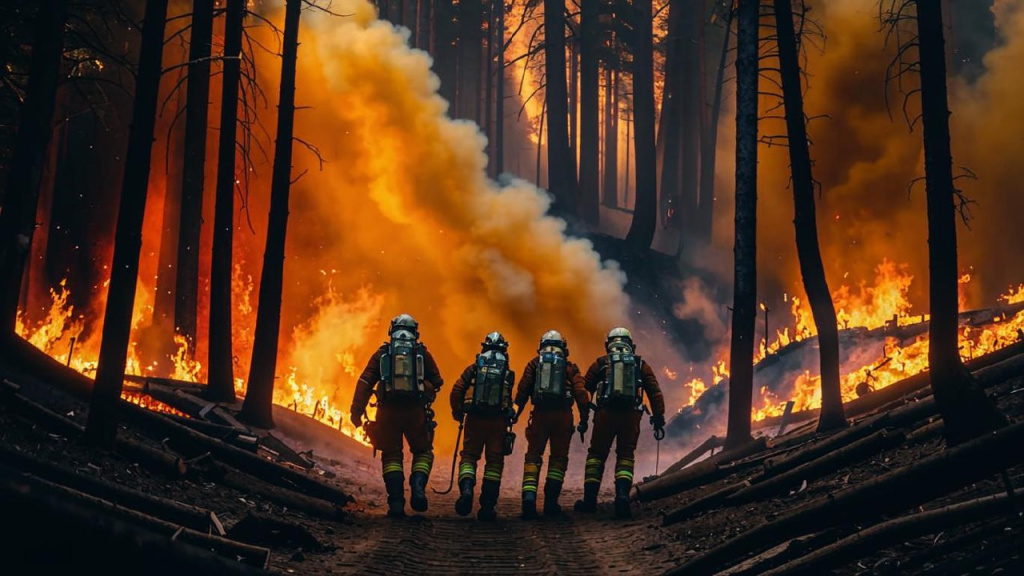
[383,471,406,518]
[543,480,563,516]
[573,482,599,513]
[409,472,429,512]
[455,478,475,517]
[477,479,500,521]
[613,478,632,519]
[521,491,538,520]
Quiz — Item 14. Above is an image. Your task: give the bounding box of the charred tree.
[543,0,577,215]
[724,0,758,451]
[774,0,846,432]
[435,1,457,110]
[912,0,1005,444]
[578,0,600,224]
[417,0,432,51]
[602,66,618,207]
[658,0,682,230]
[0,0,70,333]
[495,0,505,175]
[205,0,245,403]
[696,2,733,245]
[84,0,169,447]
[240,0,303,429]
[173,0,215,355]
[625,0,657,250]
[458,0,482,123]
[677,0,702,241]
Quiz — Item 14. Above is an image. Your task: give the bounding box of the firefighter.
[574,327,665,519]
[350,314,444,518]
[449,331,517,521]
[514,330,590,519]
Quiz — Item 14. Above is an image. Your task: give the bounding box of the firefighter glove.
[507,407,518,424]
[650,414,665,438]
[576,419,588,435]
[452,409,463,423]
[352,411,364,428]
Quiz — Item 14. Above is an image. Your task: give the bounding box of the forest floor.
[1,338,1022,575]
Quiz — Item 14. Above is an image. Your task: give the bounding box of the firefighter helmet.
[389,314,419,337]
[481,331,509,353]
[539,330,568,356]
[605,327,634,352]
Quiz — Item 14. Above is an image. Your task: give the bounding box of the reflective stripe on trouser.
[460,414,507,483]
[522,409,573,492]
[585,408,642,487]
[374,401,434,478]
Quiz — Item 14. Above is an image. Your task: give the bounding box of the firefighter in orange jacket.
[575,327,665,518]
[449,332,516,521]
[350,314,444,518]
[514,330,590,519]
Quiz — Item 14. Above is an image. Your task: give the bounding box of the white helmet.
[389,314,419,337]
[605,326,634,352]
[539,330,568,356]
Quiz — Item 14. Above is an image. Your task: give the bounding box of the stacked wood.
[633,437,767,502]
[760,490,1020,576]
[1,468,271,574]
[205,460,345,521]
[661,435,725,476]
[668,419,1024,575]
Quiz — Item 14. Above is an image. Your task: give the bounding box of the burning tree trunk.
[206,0,244,403]
[494,0,505,175]
[240,0,303,429]
[84,0,169,447]
[774,0,846,432]
[913,0,1005,444]
[724,0,759,451]
[0,0,70,333]
[696,3,733,246]
[625,0,657,250]
[458,0,482,124]
[602,66,618,207]
[173,0,215,355]
[543,0,577,215]
[578,0,600,225]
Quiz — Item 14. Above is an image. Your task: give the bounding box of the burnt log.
[5,466,271,568]
[633,437,766,502]
[661,480,750,526]
[0,443,215,533]
[205,460,345,521]
[760,489,1020,576]
[117,401,352,505]
[1,471,271,574]
[761,413,892,477]
[668,419,1024,575]
[661,435,725,476]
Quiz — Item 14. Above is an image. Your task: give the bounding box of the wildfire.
[121,391,189,418]
[662,366,678,380]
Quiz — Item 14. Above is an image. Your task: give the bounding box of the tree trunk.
[543,0,577,215]
[84,0,170,447]
[417,0,432,51]
[0,0,69,333]
[914,0,1005,445]
[625,0,657,249]
[659,0,683,230]
[677,0,702,244]
[458,0,481,123]
[206,0,244,403]
[435,1,457,109]
[569,36,578,187]
[239,0,303,430]
[174,0,215,355]
[696,2,733,245]
[774,0,846,433]
[724,0,759,451]
[495,0,505,175]
[578,0,600,224]
[602,66,618,207]
[484,1,494,176]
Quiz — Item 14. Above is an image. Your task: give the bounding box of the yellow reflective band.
[382,463,404,475]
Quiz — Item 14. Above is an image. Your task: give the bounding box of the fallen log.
[0,443,216,533]
[117,402,353,505]
[1,472,270,575]
[661,480,749,526]
[661,435,725,476]
[732,428,907,504]
[761,413,891,477]
[206,460,346,521]
[715,531,840,576]
[667,419,1024,575]
[0,382,186,477]
[634,437,767,502]
[906,418,944,443]
[4,466,271,568]
[760,489,1020,576]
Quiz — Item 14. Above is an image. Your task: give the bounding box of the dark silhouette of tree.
[624,0,656,250]
[677,0,701,238]
[658,0,683,231]
[773,0,846,432]
[205,0,245,403]
[602,66,618,207]
[543,0,577,215]
[435,1,457,111]
[458,0,482,124]
[696,1,733,245]
[240,0,303,429]
[494,0,506,175]
[577,0,600,225]
[85,0,169,447]
[724,0,758,451]
[0,0,70,333]
[173,0,216,355]
[895,0,1005,445]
